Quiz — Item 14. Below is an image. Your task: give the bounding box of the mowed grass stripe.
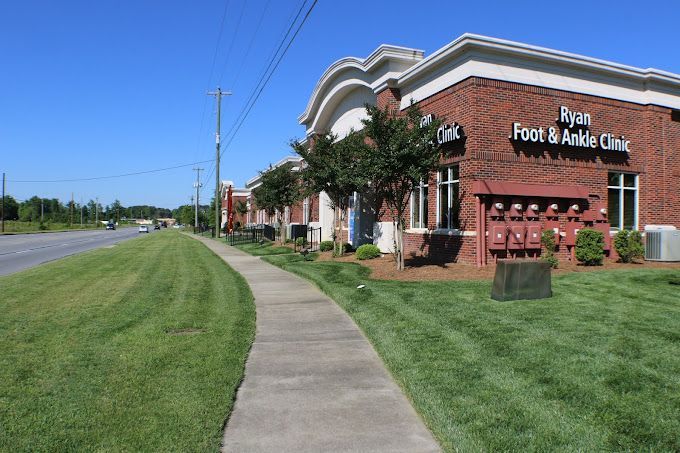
[262,254,680,452]
[0,231,255,452]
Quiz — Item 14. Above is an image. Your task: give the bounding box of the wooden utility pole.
[70,192,74,226]
[207,87,231,238]
[193,167,203,232]
[1,172,5,233]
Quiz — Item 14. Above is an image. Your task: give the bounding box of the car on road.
[138,225,149,233]
[106,223,115,230]
[154,224,161,230]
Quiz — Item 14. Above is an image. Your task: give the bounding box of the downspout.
[481,197,487,266]
[475,196,481,267]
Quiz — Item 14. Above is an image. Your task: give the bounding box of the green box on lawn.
[491,260,552,301]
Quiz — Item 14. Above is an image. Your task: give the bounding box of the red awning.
[472,180,589,199]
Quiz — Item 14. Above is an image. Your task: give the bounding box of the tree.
[235,200,248,227]
[292,130,368,255]
[1,195,19,220]
[252,162,303,243]
[360,103,441,270]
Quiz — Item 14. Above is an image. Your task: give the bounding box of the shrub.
[319,240,334,252]
[540,229,558,269]
[575,228,605,266]
[332,242,354,257]
[614,229,644,263]
[295,237,308,247]
[355,244,381,260]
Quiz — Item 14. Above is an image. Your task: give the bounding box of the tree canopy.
[252,162,302,242]
[292,130,368,253]
[360,103,441,270]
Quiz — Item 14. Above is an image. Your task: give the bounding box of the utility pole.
[70,192,74,226]
[1,172,5,233]
[41,200,44,223]
[80,197,83,227]
[95,197,99,227]
[207,87,231,238]
[193,167,203,233]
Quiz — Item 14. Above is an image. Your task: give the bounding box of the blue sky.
[2,0,678,209]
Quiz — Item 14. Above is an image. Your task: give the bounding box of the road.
[0,227,156,277]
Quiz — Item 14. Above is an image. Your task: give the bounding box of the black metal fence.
[227,224,278,246]
[293,226,322,252]
[227,224,321,252]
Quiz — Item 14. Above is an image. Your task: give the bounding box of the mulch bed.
[316,251,680,282]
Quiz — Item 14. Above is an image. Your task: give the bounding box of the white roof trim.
[397,33,680,110]
[298,45,424,125]
[398,33,680,87]
[245,155,304,189]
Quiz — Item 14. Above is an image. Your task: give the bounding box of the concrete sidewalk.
[193,236,440,453]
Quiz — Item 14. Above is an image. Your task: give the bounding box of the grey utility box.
[491,260,552,301]
[645,229,680,261]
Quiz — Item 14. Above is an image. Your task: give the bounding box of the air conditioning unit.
[645,226,680,261]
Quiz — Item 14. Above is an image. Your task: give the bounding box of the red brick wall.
[385,76,679,264]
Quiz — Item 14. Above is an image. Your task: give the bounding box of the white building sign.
[420,113,462,145]
[511,106,631,152]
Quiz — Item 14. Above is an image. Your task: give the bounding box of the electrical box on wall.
[490,198,505,217]
[525,201,540,219]
[594,223,612,251]
[507,224,525,250]
[489,222,507,250]
[545,220,560,244]
[565,221,582,246]
[524,223,541,249]
[545,201,559,218]
[567,202,581,219]
[509,199,523,218]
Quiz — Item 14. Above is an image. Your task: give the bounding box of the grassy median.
[263,254,680,451]
[0,231,255,451]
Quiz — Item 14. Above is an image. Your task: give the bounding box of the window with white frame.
[437,165,460,229]
[608,172,638,230]
[410,181,428,229]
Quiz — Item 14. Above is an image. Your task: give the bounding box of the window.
[437,165,460,229]
[410,181,428,229]
[608,172,638,230]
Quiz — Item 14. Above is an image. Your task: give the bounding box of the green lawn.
[263,254,680,452]
[0,231,255,452]
[232,240,294,256]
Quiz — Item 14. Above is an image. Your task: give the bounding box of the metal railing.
[293,226,322,252]
[226,224,278,245]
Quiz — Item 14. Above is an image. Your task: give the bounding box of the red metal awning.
[472,180,589,199]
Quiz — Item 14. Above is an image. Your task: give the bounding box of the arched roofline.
[298,45,424,126]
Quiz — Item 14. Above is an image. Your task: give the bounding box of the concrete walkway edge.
[191,235,440,453]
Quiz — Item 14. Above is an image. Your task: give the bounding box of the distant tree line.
[1,194,172,224]
[171,201,212,227]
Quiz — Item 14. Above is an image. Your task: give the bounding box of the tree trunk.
[279,213,287,244]
[332,203,339,256]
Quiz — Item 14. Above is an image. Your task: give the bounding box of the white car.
[138,225,149,233]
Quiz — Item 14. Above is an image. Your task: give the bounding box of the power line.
[8,159,214,183]
[192,0,232,165]
[216,0,248,84]
[201,0,317,194]
[220,0,318,159]
[202,0,310,188]
[224,0,273,91]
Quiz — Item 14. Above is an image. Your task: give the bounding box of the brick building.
[231,34,680,265]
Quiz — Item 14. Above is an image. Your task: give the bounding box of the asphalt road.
[0,227,156,277]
